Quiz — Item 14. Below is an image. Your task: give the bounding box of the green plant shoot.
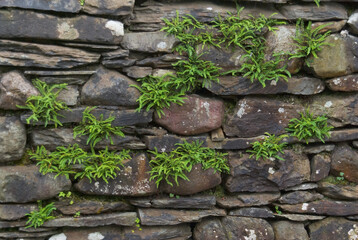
[247,133,288,161]
[26,201,56,229]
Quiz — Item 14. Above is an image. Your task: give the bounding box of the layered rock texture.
[0,1,358,240]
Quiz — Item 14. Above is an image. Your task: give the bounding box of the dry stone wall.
[0,0,358,239]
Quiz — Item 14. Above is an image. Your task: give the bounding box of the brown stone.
[193,218,227,240]
[160,164,222,195]
[225,151,310,192]
[83,0,134,16]
[311,153,331,182]
[331,143,358,183]
[151,196,216,209]
[138,208,226,225]
[0,204,37,220]
[154,94,224,135]
[0,165,71,203]
[122,66,153,79]
[309,217,358,240]
[229,207,275,218]
[217,192,281,209]
[326,74,358,91]
[278,191,324,204]
[318,181,358,200]
[224,96,303,138]
[311,20,347,34]
[279,199,358,216]
[0,71,39,110]
[276,214,325,222]
[56,200,133,215]
[272,221,309,240]
[75,153,158,197]
[0,0,81,13]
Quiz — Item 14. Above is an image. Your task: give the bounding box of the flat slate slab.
[0,9,123,44]
[0,0,81,13]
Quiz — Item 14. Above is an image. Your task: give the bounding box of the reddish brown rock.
[278,191,324,204]
[217,192,281,209]
[193,218,227,240]
[56,200,133,215]
[224,96,303,138]
[331,143,358,183]
[318,181,358,200]
[311,153,331,182]
[326,74,358,91]
[225,150,310,192]
[159,164,222,195]
[309,217,358,240]
[279,199,358,216]
[74,153,158,197]
[154,94,224,135]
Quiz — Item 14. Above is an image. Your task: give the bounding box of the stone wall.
[0,0,358,239]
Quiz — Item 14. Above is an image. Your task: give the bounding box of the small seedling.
[74,211,81,218]
[79,0,85,6]
[336,172,345,181]
[275,206,282,215]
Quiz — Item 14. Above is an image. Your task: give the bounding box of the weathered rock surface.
[331,143,358,183]
[43,212,136,227]
[0,116,26,163]
[151,196,216,209]
[0,0,81,13]
[309,217,358,240]
[311,153,331,182]
[348,10,358,34]
[0,220,27,229]
[0,9,123,44]
[136,54,186,68]
[75,154,158,197]
[83,0,134,16]
[0,40,100,69]
[56,200,133,215]
[272,221,309,240]
[304,144,335,154]
[279,199,358,216]
[0,71,38,110]
[144,134,209,152]
[222,216,274,240]
[278,191,324,204]
[193,218,227,240]
[81,67,140,107]
[123,66,153,79]
[159,164,222,195]
[121,32,179,53]
[0,230,59,239]
[326,74,358,91]
[0,204,37,220]
[207,75,324,96]
[31,128,145,151]
[276,214,325,222]
[225,151,310,192]
[318,181,358,200]
[286,183,318,191]
[278,3,348,21]
[23,107,152,127]
[154,94,224,135]
[138,208,226,225]
[224,96,303,137]
[54,225,192,240]
[57,85,79,106]
[217,192,281,209]
[102,58,136,69]
[229,207,275,218]
[0,165,71,203]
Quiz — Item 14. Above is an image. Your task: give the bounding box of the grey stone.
[75,154,158,197]
[122,66,153,79]
[222,216,274,240]
[54,225,192,240]
[0,165,71,203]
[224,96,303,137]
[0,230,59,239]
[286,183,318,191]
[57,85,79,106]
[102,49,129,59]
[151,196,216,209]
[22,107,152,127]
[272,221,309,240]
[0,0,81,13]
[278,3,348,21]
[62,42,119,51]
[225,151,310,192]
[24,70,96,76]
[0,204,37,220]
[318,181,358,200]
[138,208,226,225]
[304,144,335,154]
[137,54,186,68]
[30,128,145,151]
[0,39,100,69]
[331,143,358,183]
[193,218,226,240]
[309,217,358,240]
[81,67,140,107]
[311,20,347,34]
[278,191,324,204]
[83,0,134,16]
[154,94,224,135]
[217,192,281,209]
[121,32,179,53]
[38,77,88,85]
[144,134,209,152]
[276,214,325,222]
[0,116,26,163]
[0,71,39,110]
[0,220,27,229]
[102,58,136,69]
[229,207,275,218]
[43,212,137,227]
[56,199,133,215]
[0,9,123,44]
[348,10,358,35]
[279,199,358,216]
[311,153,331,182]
[207,75,324,96]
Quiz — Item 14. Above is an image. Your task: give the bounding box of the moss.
[322,176,355,186]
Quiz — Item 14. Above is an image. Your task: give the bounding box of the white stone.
[301,203,309,211]
[105,21,124,37]
[324,101,333,108]
[49,233,67,240]
[88,232,105,240]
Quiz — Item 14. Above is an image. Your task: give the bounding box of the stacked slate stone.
[0,0,358,239]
